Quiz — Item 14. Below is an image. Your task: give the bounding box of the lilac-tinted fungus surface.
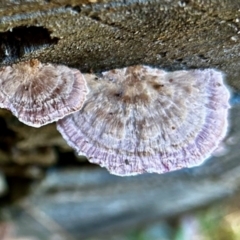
[0,59,88,127]
[57,65,230,176]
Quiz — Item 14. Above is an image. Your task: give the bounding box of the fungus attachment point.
[0,59,88,127]
[57,66,230,176]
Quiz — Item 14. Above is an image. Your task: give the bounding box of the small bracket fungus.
[0,59,88,127]
[57,65,230,176]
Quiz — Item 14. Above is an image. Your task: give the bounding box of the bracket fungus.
[57,65,230,176]
[0,59,88,127]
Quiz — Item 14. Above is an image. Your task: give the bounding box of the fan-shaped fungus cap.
[0,59,88,127]
[57,65,230,176]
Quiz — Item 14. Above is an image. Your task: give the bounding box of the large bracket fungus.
[57,65,230,176]
[0,59,88,127]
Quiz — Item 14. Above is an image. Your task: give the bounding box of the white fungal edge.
[185,69,231,169]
